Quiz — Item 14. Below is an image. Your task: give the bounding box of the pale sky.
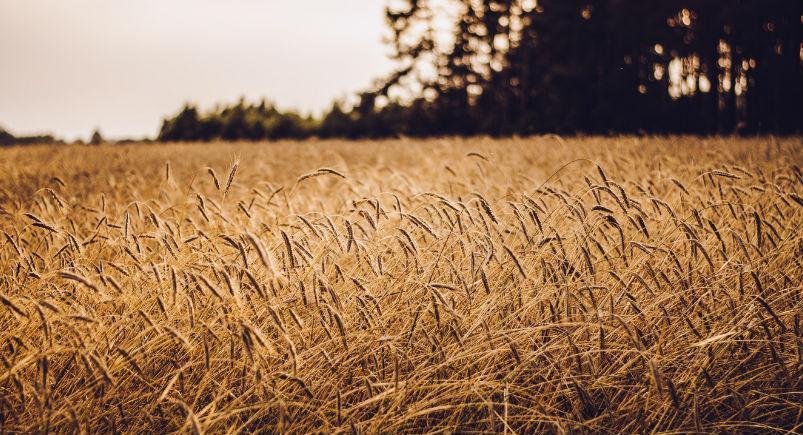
[0,1,396,140]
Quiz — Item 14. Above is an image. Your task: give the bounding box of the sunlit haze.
[0,0,395,140]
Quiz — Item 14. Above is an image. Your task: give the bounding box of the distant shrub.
[0,126,14,145]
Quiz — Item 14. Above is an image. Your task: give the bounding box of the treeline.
[158,98,451,141]
[158,0,802,141]
[0,126,61,146]
[158,101,317,141]
[379,0,802,135]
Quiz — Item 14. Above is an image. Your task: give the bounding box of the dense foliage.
[378,0,802,135]
[158,100,317,142]
[157,0,802,141]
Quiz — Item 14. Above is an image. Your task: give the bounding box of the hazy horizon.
[0,0,395,141]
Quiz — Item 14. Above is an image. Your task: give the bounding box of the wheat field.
[0,137,801,433]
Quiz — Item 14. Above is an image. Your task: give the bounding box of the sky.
[0,1,396,141]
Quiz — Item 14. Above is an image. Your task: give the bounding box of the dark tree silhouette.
[374,0,802,135]
[90,129,105,145]
[0,126,14,146]
[159,1,801,141]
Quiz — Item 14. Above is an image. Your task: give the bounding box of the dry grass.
[0,137,801,433]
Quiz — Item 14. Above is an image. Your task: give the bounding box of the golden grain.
[0,137,800,433]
